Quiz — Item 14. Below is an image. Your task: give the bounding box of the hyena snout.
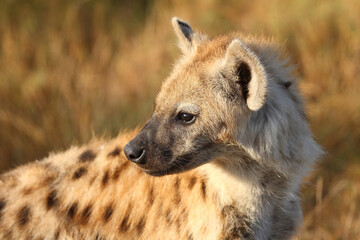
[124,140,146,165]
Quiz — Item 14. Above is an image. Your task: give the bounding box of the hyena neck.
[201,160,273,238]
[202,156,298,239]
[205,153,297,211]
[203,160,259,205]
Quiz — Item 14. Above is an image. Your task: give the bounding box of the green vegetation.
[0,0,359,238]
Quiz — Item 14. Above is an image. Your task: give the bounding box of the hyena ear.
[172,17,195,54]
[224,39,267,111]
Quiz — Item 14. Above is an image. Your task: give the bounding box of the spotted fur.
[0,18,322,239]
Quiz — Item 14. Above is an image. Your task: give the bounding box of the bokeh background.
[0,0,359,239]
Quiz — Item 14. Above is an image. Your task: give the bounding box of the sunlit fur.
[0,18,322,240]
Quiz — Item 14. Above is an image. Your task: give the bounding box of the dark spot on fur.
[112,167,121,180]
[3,230,13,239]
[165,208,172,225]
[284,81,292,88]
[54,229,60,240]
[22,187,33,195]
[80,204,93,224]
[188,176,197,190]
[119,215,130,232]
[187,231,194,240]
[199,72,208,84]
[79,150,96,162]
[136,216,146,235]
[175,217,181,231]
[43,175,56,187]
[0,198,6,220]
[174,177,180,189]
[102,170,110,187]
[46,190,58,210]
[235,62,251,102]
[0,199,6,210]
[119,204,132,232]
[180,207,189,224]
[148,186,155,206]
[201,179,207,201]
[89,175,97,186]
[173,177,181,205]
[95,233,106,240]
[108,147,121,158]
[221,205,253,239]
[112,161,129,180]
[220,72,226,79]
[104,205,113,222]
[67,202,78,219]
[72,167,87,180]
[17,205,31,226]
[95,233,101,240]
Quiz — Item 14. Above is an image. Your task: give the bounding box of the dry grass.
[0,0,359,238]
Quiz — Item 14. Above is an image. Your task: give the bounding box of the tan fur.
[0,18,322,240]
[0,132,223,239]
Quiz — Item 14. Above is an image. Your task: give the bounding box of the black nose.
[124,143,146,164]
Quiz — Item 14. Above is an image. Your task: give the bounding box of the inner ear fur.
[224,39,267,111]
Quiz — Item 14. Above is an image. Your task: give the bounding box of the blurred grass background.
[0,0,359,239]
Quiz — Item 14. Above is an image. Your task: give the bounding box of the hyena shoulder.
[0,131,223,240]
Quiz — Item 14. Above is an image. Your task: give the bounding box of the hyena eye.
[177,112,196,124]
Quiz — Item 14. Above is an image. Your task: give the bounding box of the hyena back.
[0,18,322,240]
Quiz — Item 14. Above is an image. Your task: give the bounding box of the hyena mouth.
[144,153,194,176]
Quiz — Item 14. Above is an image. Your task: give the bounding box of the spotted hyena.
[0,18,322,240]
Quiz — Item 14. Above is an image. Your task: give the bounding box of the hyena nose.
[124,143,146,165]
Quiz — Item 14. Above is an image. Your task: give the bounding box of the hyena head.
[124,18,304,176]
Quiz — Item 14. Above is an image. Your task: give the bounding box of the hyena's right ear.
[224,39,268,111]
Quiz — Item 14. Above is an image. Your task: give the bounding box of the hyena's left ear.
[172,17,194,54]
[224,39,267,111]
[172,17,208,54]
